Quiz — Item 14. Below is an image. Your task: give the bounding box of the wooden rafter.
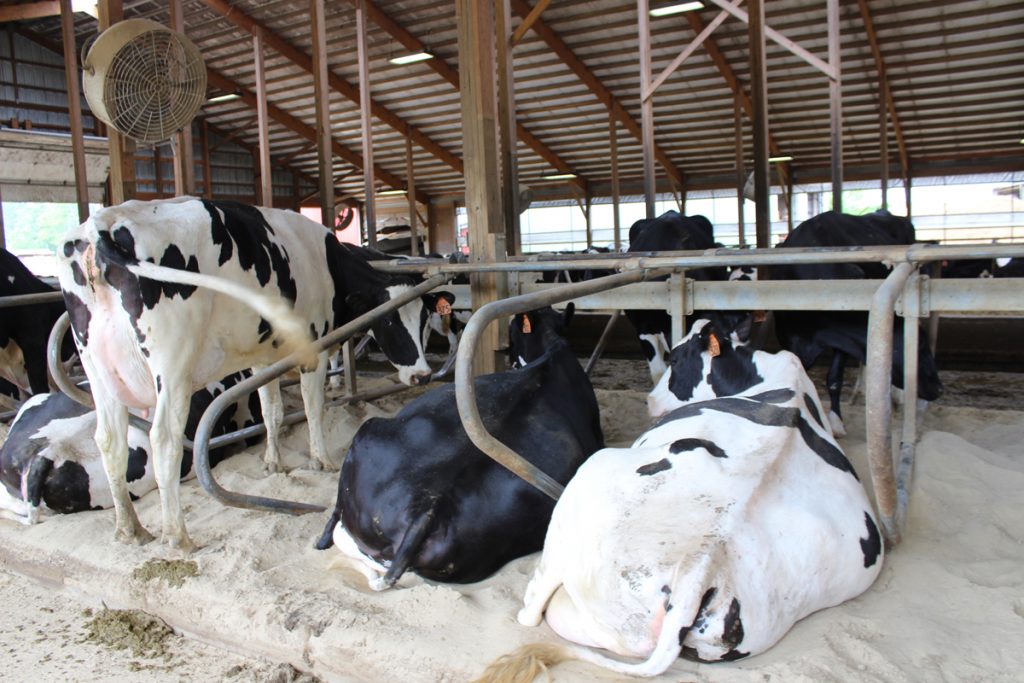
[509,0,686,189]
[200,0,463,175]
[857,0,910,181]
[352,0,587,191]
[205,68,431,206]
[0,1,59,22]
[510,0,550,47]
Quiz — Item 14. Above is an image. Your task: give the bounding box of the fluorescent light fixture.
[768,155,793,163]
[207,93,241,104]
[1019,138,1024,145]
[650,2,704,17]
[541,173,577,181]
[389,52,433,65]
[377,189,408,196]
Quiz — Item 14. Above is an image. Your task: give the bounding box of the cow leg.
[518,554,564,627]
[826,350,848,438]
[91,378,153,544]
[149,379,194,551]
[258,376,285,473]
[300,351,333,471]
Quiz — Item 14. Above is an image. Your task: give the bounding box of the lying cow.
[772,209,942,436]
[315,305,604,589]
[57,197,433,550]
[0,248,75,398]
[624,212,731,383]
[478,319,882,679]
[0,372,260,524]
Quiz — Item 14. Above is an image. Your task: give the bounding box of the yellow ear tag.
[436,299,452,316]
[522,315,532,334]
[708,332,721,358]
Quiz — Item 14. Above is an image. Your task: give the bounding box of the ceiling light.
[768,155,793,163]
[377,189,408,196]
[650,2,704,17]
[541,173,577,181]
[389,52,433,65]
[207,93,241,104]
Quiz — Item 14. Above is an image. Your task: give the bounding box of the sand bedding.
[0,375,1022,682]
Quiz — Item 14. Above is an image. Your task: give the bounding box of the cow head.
[347,282,432,386]
[509,304,574,369]
[647,318,764,417]
[420,290,457,337]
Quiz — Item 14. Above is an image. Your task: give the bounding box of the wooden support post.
[311,0,334,228]
[585,191,593,249]
[169,0,195,196]
[497,0,521,256]
[748,0,770,248]
[609,111,621,251]
[637,0,656,219]
[735,93,746,247]
[154,145,163,196]
[60,0,89,221]
[905,172,912,221]
[457,0,508,376]
[879,67,889,211]
[200,118,213,198]
[0,183,6,249]
[253,27,273,207]
[828,0,842,213]
[355,0,376,246]
[405,135,419,255]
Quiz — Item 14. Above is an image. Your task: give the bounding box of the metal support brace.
[456,268,673,500]
[190,273,449,514]
[864,262,914,546]
[584,310,621,376]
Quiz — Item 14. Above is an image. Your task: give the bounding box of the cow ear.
[562,302,575,328]
[734,313,753,344]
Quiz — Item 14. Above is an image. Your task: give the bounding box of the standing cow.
[57,198,433,550]
[315,305,603,589]
[478,319,882,679]
[772,209,942,436]
[624,212,732,383]
[0,372,260,523]
[0,248,75,398]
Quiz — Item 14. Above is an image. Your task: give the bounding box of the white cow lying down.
[478,320,883,680]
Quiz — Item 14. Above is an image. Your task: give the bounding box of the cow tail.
[381,507,435,589]
[125,260,317,366]
[23,455,53,521]
[314,508,340,550]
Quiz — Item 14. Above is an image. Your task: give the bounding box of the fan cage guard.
[101,29,206,144]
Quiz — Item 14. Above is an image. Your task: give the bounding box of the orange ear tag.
[708,332,721,358]
[753,310,767,323]
[521,315,532,334]
[436,299,452,316]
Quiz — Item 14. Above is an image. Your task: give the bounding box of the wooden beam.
[828,0,843,212]
[0,1,59,22]
[637,0,656,218]
[857,0,910,184]
[748,0,771,248]
[735,92,746,247]
[201,0,463,176]
[59,0,89,221]
[310,0,334,228]
[253,27,272,206]
[510,0,550,47]
[204,69,427,206]
[96,0,135,205]
[169,0,195,196]
[200,118,213,198]
[609,112,621,251]
[355,0,376,245]
[405,135,419,255]
[509,0,685,189]
[356,0,586,192]
[497,0,521,255]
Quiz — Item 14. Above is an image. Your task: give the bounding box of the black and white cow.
[315,305,604,589]
[57,197,433,550]
[479,319,882,679]
[995,257,1024,278]
[0,248,74,398]
[772,209,942,436]
[624,211,731,383]
[0,372,260,524]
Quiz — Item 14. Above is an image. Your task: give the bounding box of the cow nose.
[412,372,432,386]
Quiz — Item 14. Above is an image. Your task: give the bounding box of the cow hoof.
[163,534,196,554]
[369,576,391,592]
[263,461,284,475]
[828,411,847,438]
[116,526,155,546]
[309,459,338,473]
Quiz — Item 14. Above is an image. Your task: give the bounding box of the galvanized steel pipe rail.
[455,267,673,501]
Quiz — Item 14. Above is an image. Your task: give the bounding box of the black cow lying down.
[0,372,260,523]
[315,305,604,589]
[772,210,943,437]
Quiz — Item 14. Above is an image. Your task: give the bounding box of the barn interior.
[0,1,1022,681]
